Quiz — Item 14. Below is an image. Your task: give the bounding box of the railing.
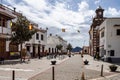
[0,27,11,34]
[0,4,14,13]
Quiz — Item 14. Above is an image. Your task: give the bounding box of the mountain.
[71,47,82,52]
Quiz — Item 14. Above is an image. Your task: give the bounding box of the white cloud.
[23,0,49,11]
[4,0,95,47]
[105,7,120,17]
[78,1,89,11]
[94,0,101,5]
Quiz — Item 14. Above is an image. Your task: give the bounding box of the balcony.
[0,4,16,19]
[0,27,11,36]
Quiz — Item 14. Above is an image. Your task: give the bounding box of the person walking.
[26,50,31,61]
[21,48,27,62]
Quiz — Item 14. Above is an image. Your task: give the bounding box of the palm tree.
[66,43,73,57]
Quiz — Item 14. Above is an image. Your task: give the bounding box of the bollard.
[12,70,15,80]
[81,72,85,80]
[101,64,103,76]
[52,66,55,80]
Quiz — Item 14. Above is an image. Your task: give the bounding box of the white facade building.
[24,25,47,57]
[99,18,120,62]
[46,34,67,54]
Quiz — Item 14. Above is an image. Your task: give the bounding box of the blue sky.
[2,0,120,48]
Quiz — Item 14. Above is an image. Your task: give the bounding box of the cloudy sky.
[2,0,120,48]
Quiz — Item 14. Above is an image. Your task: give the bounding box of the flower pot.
[51,61,56,65]
[109,65,118,72]
[84,60,89,65]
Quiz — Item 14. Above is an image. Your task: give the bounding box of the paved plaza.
[29,55,119,80]
[0,54,120,80]
[0,55,68,80]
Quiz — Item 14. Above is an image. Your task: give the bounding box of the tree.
[66,43,73,57]
[56,44,63,53]
[11,15,36,61]
[66,43,73,51]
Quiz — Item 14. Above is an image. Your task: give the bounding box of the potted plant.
[109,64,118,72]
[51,59,56,65]
[84,59,89,65]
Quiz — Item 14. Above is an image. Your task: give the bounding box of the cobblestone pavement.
[29,55,112,80]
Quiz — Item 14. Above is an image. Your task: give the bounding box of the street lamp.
[29,24,33,30]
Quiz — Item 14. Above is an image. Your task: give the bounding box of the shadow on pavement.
[0,59,30,65]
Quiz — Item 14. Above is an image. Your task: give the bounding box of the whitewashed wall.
[99,18,120,58]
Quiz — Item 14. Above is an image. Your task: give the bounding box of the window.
[116,29,120,35]
[0,38,6,54]
[101,31,104,38]
[9,42,18,52]
[0,16,7,27]
[96,47,99,52]
[110,50,114,56]
[36,33,39,40]
[41,34,43,40]
[49,48,51,53]
[2,19,7,27]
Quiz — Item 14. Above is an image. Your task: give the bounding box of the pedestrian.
[21,48,26,62]
[26,50,31,61]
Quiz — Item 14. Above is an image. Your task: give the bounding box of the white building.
[24,24,47,57]
[99,18,120,62]
[0,4,16,59]
[46,34,67,54]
